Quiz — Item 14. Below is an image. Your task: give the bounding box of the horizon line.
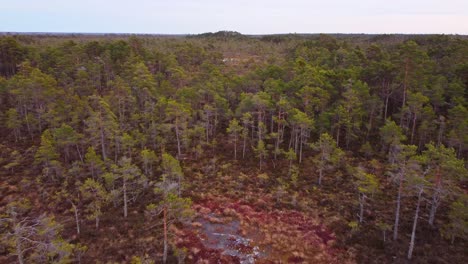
[1,31,467,37]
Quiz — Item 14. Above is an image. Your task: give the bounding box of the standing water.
[194,214,265,263]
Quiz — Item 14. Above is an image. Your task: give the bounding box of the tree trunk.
[288,129,294,150]
[258,116,262,142]
[72,202,80,235]
[163,206,168,264]
[123,178,128,218]
[294,129,299,155]
[274,119,281,160]
[393,172,403,240]
[384,95,389,121]
[242,134,246,159]
[400,59,409,126]
[205,117,210,144]
[366,106,375,140]
[76,144,84,163]
[175,124,182,159]
[428,191,440,226]
[410,114,417,144]
[437,117,444,146]
[318,168,323,186]
[270,112,274,134]
[178,173,181,197]
[429,168,442,226]
[15,229,24,264]
[234,136,237,160]
[24,105,33,140]
[299,129,303,163]
[100,125,106,160]
[359,194,365,223]
[408,188,423,260]
[336,127,340,147]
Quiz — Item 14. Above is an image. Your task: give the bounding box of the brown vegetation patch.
[183,195,352,263]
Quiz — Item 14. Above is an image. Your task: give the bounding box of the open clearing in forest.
[175,195,351,263]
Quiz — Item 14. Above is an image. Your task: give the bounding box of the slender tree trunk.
[23,105,33,140]
[400,59,409,126]
[178,173,181,197]
[336,127,340,147]
[280,123,285,144]
[15,229,24,264]
[393,172,403,240]
[258,116,262,142]
[64,146,70,163]
[410,114,417,144]
[123,178,128,218]
[359,194,365,223]
[242,133,246,159]
[299,129,303,163]
[234,136,237,160]
[294,129,299,154]
[205,118,210,144]
[428,191,440,226]
[429,194,439,226]
[76,144,84,163]
[144,162,149,176]
[274,137,279,160]
[367,107,375,140]
[37,107,43,132]
[96,216,99,229]
[270,112,274,134]
[114,136,119,163]
[429,168,441,226]
[175,124,182,158]
[457,143,462,159]
[288,129,294,150]
[251,121,255,141]
[13,128,19,143]
[384,95,389,121]
[408,188,423,260]
[213,111,218,136]
[318,147,325,186]
[346,125,351,150]
[163,206,168,264]
[437,118,444,146]
[72,202,80,235]
[100,123,106,160]
[318,168,323,186]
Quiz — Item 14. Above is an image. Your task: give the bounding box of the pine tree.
[80,178,108,229]
[310,133,343,186]
[227,118,243,159]
[354,167,379,223]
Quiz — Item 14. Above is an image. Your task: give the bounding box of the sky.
[1,0,468,34]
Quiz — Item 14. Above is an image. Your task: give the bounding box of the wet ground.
[195,214,264,263]
[174,196,347,263]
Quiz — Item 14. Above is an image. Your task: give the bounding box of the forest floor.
[4,143,465,263]
[0,141,355,263]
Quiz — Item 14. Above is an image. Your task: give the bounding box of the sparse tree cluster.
[0,33,467,262]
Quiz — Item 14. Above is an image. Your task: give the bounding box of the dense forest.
[0,32,467,263]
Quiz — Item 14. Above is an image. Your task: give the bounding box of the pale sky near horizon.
[1,0,468,34]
